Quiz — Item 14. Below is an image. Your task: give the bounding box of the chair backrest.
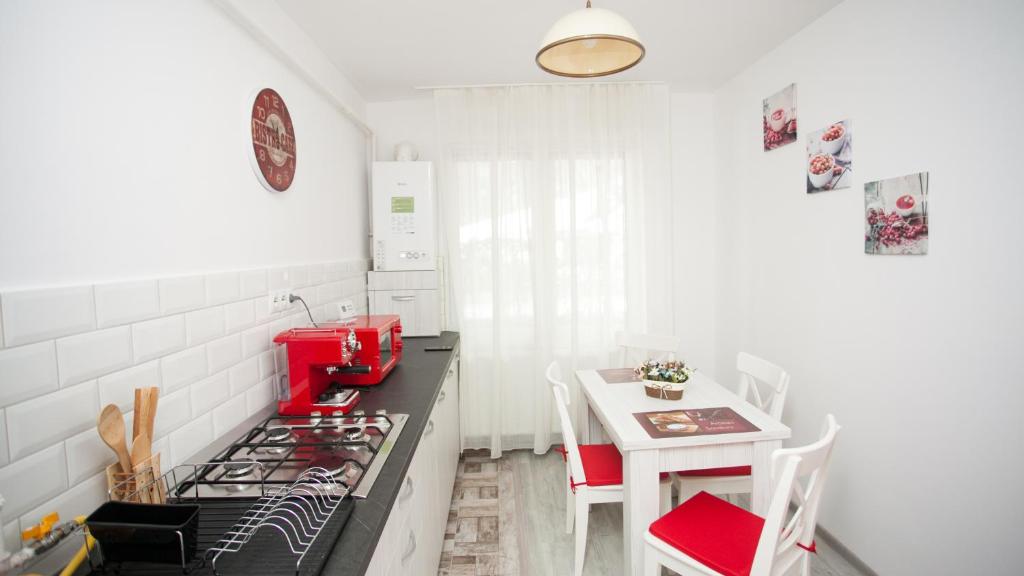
[546,361,570,403]
[615,331,680,367]
[736,352,791,421]
[750,414,841,576]
[548,363,587,487]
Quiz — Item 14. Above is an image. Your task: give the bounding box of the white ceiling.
[275,0,843,102]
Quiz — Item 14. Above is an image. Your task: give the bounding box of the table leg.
[751,439,781,515]
[623,449,659,576]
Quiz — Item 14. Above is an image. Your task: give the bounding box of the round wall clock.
[249,88,297,192]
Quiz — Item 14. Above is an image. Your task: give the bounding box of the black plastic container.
[86,501,201,566]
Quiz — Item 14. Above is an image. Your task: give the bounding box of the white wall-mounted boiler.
[372,161,435,272]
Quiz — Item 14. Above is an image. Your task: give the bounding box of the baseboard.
[814,523,879,576]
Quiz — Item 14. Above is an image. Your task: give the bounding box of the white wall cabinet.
[364,352,460,575]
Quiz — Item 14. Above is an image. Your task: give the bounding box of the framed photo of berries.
[865,172,929,255]
[763,83,797,151]
[807,120,852,193]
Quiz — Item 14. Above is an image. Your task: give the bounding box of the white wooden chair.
[615,331,680,367]
[547,362,671,576]
[673,352,791,504]
[645,415,840,576]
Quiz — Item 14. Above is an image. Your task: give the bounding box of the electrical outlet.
[268,289,292,313]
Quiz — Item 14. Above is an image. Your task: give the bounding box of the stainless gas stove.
[173,410,407,500]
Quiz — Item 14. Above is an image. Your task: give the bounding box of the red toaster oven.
[272,315,403,416]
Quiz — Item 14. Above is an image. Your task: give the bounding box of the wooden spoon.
[97,404,132,475]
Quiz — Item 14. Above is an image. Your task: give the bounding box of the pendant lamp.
[536,0,645,78]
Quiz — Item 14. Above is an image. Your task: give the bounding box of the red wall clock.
[249,88,297,192]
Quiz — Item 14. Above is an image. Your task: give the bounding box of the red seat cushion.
[568,444,670,488]
[675,465,751,478]
[649,491,764,576]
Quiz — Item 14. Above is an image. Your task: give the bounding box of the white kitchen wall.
[0,0,372,547]
[709,0,1024,573]
[0,0,369,287]
[367,98,438,162]
[670,93,718,375]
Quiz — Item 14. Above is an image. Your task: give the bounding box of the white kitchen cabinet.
[367,271,441,337]
[371,290,439,337]
[364,351,460,576]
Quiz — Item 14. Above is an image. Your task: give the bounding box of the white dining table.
[575,369,791,576]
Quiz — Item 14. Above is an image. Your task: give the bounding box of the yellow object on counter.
[58,516,95,576]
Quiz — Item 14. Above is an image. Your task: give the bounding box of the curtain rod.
[414,80,667,91]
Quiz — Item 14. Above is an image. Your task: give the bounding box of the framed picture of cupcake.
[763,83,797,151]
[807,120,853,193]
[864,172,930,255]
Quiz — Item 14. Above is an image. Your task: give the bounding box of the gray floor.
[505,449,867,576]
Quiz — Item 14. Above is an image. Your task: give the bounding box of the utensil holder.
[106,452,166,503]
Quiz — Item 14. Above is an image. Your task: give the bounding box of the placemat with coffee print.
[633,407,760,439]
[597,368,640,384]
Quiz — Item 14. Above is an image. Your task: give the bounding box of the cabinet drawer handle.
[425,420,435,436]
[401,531,417,563]
[437,390,446,404]
[391,295,416,302]
[399,476,415,502]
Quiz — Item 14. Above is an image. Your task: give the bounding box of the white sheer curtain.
[434,84,673,457]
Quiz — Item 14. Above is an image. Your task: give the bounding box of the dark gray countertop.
[324,331,460,576]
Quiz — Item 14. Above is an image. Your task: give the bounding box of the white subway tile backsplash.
[316,282,343,305]
[6,380,98,461]
[94,280,160,328]
[0,259,365,526]
[240,269,268,298]
[0,341,59,407]
[206,334,241,374]
[224,300,255,333]
[169,413,212,466]
[190,371,229,417]
[325,262,344,282]
[1,286,95,347]
[205,272,240,306]
[65,427,113,485]
[132,314,186,363]
[160,346,208,393]
[154,386,191,439]
[159,276,206,314]
[257,350,276,381]
[288,265,309,288]
[268,267,290,291]
[3,521,19,557]
[241,325,269,359]
[56,327,131,387]
[307,263,325,286]
[228,357,259,395]
[98,361,160,412]
[0,411,8,466]
[212,394,247,438]
[0,443,67,523]
[185,306,225,346]
[246,377,276,416]
[19,472,107,536]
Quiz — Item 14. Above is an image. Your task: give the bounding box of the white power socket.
[268,289,293,313]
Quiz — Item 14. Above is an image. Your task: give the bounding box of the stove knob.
[310,411,322,417]
[332,410,344,417]
[353,409,365,416]
[375,409,387,415]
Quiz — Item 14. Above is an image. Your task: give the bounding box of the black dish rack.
[84,463,354,576]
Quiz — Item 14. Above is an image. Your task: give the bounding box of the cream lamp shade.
[536,0,645,78]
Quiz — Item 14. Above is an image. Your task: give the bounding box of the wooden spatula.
[97,404,132,475]
[145,387,159,441]
[130,431,152,504]
[132,388,144,440]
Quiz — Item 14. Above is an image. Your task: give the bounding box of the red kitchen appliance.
[272,315,403,416]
